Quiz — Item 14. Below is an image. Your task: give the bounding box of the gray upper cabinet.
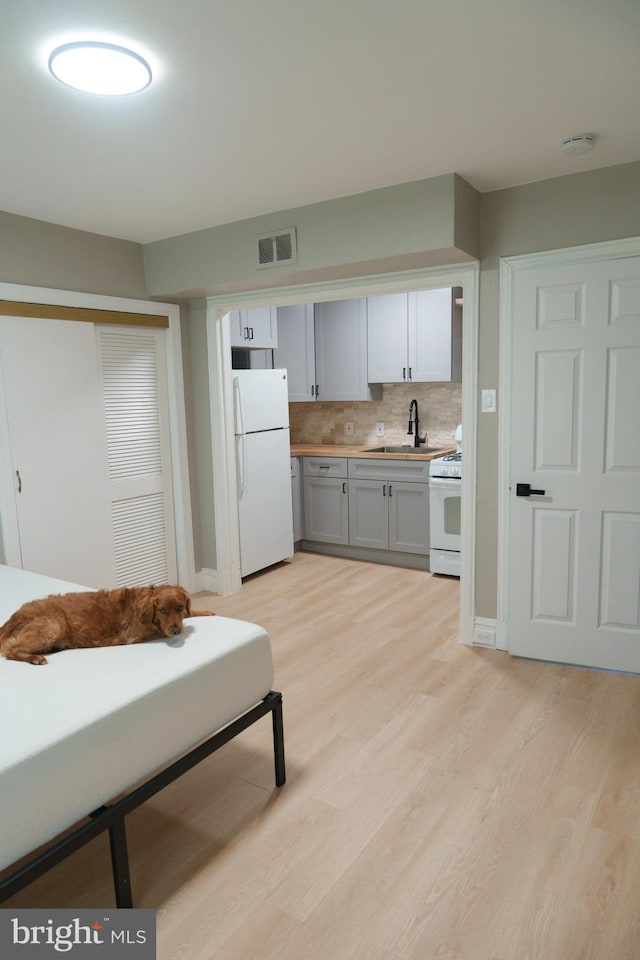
[367,287,462,383]
[314,297,380,401]
[273,303,316,401]
[274,299,381,402]
[230,306,278,348]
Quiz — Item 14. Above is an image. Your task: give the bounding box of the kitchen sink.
[364,445,427,454]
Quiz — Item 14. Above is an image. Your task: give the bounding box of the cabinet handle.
[389,484,393,497]
[315,383,320,398]
[311,385,315,397]
[402,367,406,381]
[342,482,346,494]
[249,327,254,340]
[382,484,386,496]
[408,368,412,381]
[243,326,249,340]
[16,470,22,493]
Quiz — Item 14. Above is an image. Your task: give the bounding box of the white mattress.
[0,566,274,873]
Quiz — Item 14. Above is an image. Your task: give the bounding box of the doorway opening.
[206,262,479,645]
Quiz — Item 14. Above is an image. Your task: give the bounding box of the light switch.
[481,389,497,413]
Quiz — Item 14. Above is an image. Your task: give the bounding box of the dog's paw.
[29,654,48,665]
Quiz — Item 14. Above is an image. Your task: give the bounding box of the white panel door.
[0,316,115,586]
[507,253,640,671]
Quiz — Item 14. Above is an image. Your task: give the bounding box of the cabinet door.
[388,480,429,555]
[366,293,409,383]
[348,478,388,549]
[303,475,349,544]
[409,288,456,381]
[274,304,316,401]
[229,310,246,347]
[314,298,373,401]
[230,307,278,348]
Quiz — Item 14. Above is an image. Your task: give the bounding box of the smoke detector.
[561,134,595,156]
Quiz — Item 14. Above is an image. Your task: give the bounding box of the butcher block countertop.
[290,443,456,461]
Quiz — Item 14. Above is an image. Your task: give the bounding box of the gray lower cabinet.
[387,481,429,554]
[302,458,349,544]
[301,456,429,562]
[348,471,429,555]
[291,458,302,542]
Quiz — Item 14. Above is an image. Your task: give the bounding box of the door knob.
[516,483,546,497]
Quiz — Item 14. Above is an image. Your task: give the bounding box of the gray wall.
[144,174,479,299]
[0,210,147,298]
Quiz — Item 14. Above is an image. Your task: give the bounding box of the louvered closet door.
[98,327,177,587]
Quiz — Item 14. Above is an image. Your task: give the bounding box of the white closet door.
[0,316,115,586]
[97,327,177,586]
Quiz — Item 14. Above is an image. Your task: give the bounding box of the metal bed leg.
[108,817,133,908]
[271,693,286,787]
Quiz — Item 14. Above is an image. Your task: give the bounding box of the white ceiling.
[1,0,639,244]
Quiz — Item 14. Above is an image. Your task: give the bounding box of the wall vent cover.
[256,227,297,268]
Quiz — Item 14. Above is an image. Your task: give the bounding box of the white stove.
[429,425,462,577]
[429,451,462,480]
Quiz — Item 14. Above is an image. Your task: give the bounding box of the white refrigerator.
[233,369,294,577]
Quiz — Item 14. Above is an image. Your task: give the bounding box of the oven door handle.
[429,476,462,489]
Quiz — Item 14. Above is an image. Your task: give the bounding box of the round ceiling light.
[48,41,152,95]
[561,134,595,156]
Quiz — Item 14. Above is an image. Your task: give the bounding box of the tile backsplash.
[289,382,461,448]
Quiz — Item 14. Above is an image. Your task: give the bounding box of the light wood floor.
[6,552,640,959]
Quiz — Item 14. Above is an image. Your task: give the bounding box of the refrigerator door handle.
[236,434,245,496]
[233,376,244,437]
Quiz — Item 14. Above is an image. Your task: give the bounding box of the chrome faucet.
[408,399,425,448]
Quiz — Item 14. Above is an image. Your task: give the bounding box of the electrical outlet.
[474,625,496,647]
[345,421,354,437]
[375,422,385,437]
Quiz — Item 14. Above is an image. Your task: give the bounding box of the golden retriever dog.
[0,585,215,665]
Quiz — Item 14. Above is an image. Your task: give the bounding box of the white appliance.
[233,369,294,577]
[429,424,462,577]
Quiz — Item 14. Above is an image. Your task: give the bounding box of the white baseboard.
[473,617,497,648]
[193,568,218,595]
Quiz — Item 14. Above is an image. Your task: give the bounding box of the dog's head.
[152,585,191,638]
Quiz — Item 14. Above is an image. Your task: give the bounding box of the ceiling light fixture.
[561,134,595,156]
[48,41,152,95]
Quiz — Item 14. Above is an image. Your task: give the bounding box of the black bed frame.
[0,690,285,908]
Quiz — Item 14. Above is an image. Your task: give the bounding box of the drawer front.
[303,457,348,478]
[348,458,430,483]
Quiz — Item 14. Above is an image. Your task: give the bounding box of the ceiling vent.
[256,227,297,268]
